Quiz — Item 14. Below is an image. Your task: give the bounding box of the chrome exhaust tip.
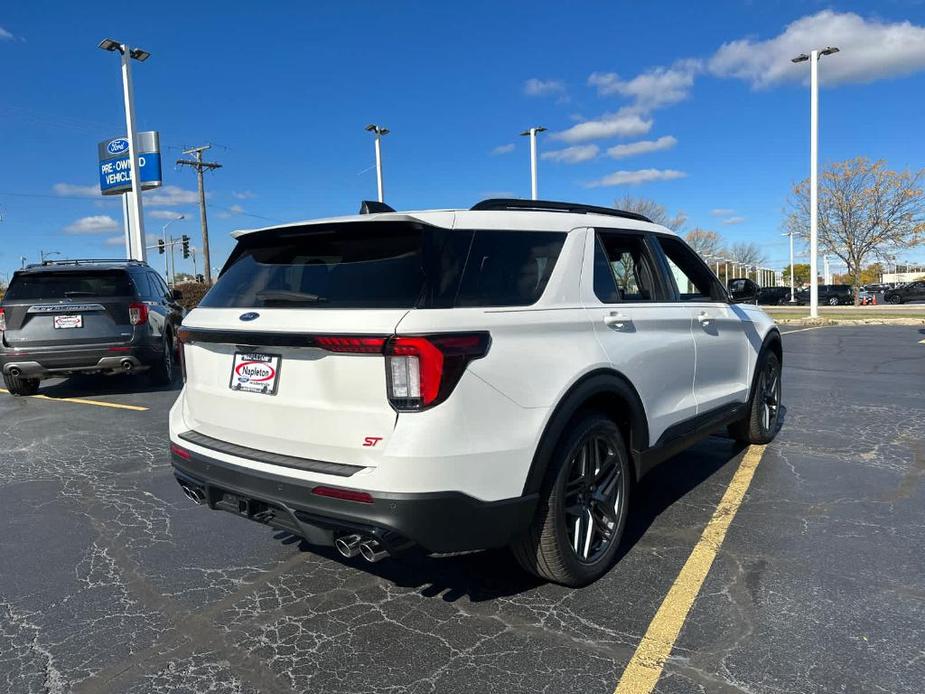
[334,534,363,558]
[8,367,21,377]
[180,483,205,505]
[120,359,134,372]
[359,539,389,563]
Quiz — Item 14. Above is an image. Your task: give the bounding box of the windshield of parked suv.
[4,270,135,301]
[201,222,567,309]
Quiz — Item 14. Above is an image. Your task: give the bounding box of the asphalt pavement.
[0,326,923,694]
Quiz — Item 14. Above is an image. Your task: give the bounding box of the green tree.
[786,157,925,304]
[782,263,811,287]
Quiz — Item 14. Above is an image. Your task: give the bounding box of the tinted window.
[593,232,659,303]
[4,270,135,301]
[656,236,725,301]
[454,230,565,307]
[201,222,566,310]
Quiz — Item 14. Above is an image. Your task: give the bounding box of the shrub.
[175,281,210,312]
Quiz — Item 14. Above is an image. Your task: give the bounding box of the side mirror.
[728,278,759,304]
[171,288,183,302]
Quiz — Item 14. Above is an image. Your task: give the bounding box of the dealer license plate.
[53,315,83,329]
[229,352,281,395]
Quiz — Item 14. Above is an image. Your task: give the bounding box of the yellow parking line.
[0,388,148,412]
[614,444,767,694]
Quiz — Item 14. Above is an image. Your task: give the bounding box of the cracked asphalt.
[1,325,923,694]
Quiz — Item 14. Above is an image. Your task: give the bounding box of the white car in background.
[169,198,782,586]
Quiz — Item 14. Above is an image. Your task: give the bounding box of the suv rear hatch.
[1,269,138,349]
[179,219,565,469]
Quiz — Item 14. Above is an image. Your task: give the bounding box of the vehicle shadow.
[271,430,765,602]
[39,373,182,398]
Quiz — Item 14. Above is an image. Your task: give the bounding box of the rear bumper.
[0,343,158,378]
[170,447,538,554]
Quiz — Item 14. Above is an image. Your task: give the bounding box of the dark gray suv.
[0,259,184,395]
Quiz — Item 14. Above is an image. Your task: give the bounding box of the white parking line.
[780,325,830,335]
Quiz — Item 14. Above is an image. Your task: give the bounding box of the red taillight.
[315,336,386,353]
[385,332,490,411]
[311,485,374,504]
[129,302,149,326]
[170,443,192,460]
[0,308,5,332]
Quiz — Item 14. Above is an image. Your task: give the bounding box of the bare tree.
[786,157,925,303]
[727,242,767,267]
[684,228,725,259]
[614,195,687,232]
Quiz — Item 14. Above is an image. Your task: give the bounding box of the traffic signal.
[157,239,165,255]
[181,235,190,259]
[196,274,205,283]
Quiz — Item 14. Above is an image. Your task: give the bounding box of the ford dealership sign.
[97,132,162,196]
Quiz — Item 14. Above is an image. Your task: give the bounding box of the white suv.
[169,199,781,586]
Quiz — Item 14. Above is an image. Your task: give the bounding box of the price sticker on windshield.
[229,353,281,395]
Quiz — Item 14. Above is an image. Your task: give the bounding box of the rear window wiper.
[255,290,328,303]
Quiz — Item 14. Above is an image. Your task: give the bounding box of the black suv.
[0,259,183,395]
[884,280,925,304]
[793,284,853,306]
[756,286,792,305]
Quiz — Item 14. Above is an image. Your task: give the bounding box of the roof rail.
[26,258,147,268]
[359,200,396,215]
[470,198,653,223]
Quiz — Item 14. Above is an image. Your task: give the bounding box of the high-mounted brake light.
[0,308,5,333]
[128,302,149,326]
[385,333,490,410]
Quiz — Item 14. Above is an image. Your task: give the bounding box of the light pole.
[792,46,839,318]
[365,124,390,203]
[99,38,151,262]
[520,127,547,200]
[20,256,27,269]
[783,230,797,301]
[161,215,184,282]
[40,250,61,263]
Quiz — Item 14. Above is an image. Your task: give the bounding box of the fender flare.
[521,368,649,495]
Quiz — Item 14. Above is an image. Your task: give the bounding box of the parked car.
[756,286,792,305]
[0,259,183,395]
[863,283,891,294]
[884,280,925,304]
[169,198,782,587]
[793,284,854,306]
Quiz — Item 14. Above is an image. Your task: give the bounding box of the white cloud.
[229,204,245,214]
[105,235,126,246]
[63,215,120,234]
[589,59,702,111]
[606,135,677,159]
[709,11,925,88]
[585,169,687,187]
[232,190,256,200]
[541,144,600,164]
[149,210,187,220]
[491,143,515,155]
[53,182,101,197]
[524,78,566,97]
[551,110,652,144]
[480,191,516,199]
[722,215,746,225]
[145,185,200,206]
[0,26,14,41]
[711,208,735,217]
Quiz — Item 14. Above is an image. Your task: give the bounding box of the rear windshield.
[201,222,566,309]
[4,270,135,301]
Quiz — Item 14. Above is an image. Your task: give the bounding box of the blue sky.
[2,1,925,282]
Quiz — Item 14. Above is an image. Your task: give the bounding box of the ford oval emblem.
[239,312,260,322]
[107,138,130,156]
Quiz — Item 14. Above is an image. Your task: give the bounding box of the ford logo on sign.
[239,312,260,322]
[107,138,130,156]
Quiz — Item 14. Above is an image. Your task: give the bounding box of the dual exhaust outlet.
[334,533,389,563]
[179,483,205,505]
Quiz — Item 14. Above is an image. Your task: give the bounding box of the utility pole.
[177,145,221,285]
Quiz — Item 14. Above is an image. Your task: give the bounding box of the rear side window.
[201,222,566,309]
[593,231,659,303]
[4,270,135,301]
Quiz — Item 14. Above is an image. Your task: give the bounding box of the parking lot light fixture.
[520,127,547,200]
[365,124,389,203]
[98,37,151,262]
[792,46,840,318]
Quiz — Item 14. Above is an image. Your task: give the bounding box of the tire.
[889,295,902,305]
[148,334,176,386]
[512,412,631,587]
[3,372,40,396]
[729,351,782,445]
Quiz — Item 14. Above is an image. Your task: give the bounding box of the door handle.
[697,311,712,326]
[604,311,631,329]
